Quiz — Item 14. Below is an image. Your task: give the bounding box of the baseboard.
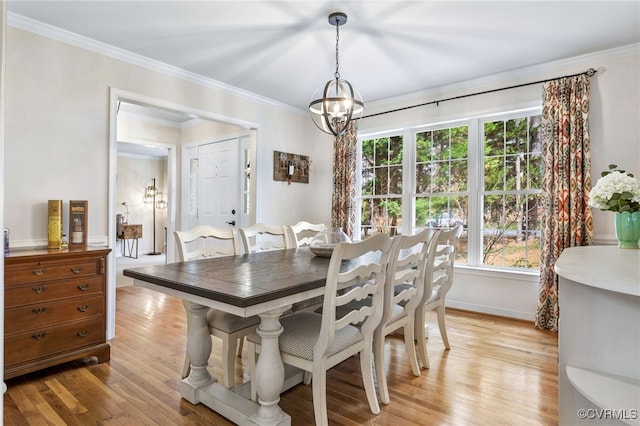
[446,300,534,321]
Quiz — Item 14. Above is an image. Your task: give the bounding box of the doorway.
[107,89,259,339]
[182,133,254,232]
[113,100,179,284]
[115,141,170,287]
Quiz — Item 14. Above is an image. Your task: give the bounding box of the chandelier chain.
[334,23,340,80]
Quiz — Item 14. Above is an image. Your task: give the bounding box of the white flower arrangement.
[588,164,640,213]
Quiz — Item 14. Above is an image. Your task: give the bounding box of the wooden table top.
[123,248,332,308]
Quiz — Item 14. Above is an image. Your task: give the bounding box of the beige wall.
[182,119,245,143]
[117,114,183,144]
[4,26,331,248]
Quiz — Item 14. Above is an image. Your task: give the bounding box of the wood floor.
[4,286,558,425]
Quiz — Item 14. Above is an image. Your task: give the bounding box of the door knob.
[225,220,236,226]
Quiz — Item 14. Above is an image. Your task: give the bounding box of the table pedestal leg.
[248,307,290,426]
[180,301,214,403]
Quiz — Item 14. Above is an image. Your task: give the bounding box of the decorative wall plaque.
[273,151,310,185]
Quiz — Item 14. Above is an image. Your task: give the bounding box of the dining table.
[123,247,335,426]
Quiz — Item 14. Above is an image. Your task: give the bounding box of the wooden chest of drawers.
[4,247,111,379]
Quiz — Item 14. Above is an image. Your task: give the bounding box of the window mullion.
[404,128,415,235]
[467,119,482,266]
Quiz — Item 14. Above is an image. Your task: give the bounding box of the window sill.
[455,264,539,281]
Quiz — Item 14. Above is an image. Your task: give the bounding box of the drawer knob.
[32,286,48,294]
[71,267,82,274]
[32,332,46,340]
[77,330,89,338]
[32,268,46,276]
[77,305,90,313]
[77,284,90,291]
[32,307,47,315]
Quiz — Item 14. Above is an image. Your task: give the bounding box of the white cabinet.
[556,246,640,425]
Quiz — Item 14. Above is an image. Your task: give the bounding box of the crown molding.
[7,12,304,115]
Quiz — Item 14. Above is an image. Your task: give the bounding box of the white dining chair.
[288,221,326,247]
[326,228,440,404]
[373,228,440,404]
[286,221,327,313]
[239,223,293,254]
[174,225,260,388]
[413,224,463,369]
[247,233,393,425]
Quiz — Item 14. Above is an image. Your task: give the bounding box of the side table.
[118,224,142,258]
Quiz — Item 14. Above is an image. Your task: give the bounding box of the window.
[358,108,542,271]
[361,135,403,237]
[415,125,469,262]
[481,116,542,269]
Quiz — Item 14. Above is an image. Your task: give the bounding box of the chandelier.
[309,12,364,137]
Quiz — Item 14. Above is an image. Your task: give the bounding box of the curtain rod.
[360,67,597,120]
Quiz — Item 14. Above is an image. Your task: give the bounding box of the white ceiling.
[6,1,640,111]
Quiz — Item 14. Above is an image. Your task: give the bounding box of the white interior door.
[197,138,240,228]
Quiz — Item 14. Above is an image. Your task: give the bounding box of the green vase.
[614,211,640,249]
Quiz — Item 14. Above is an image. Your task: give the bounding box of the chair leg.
[436,304,450,350]
[414,307,430,369]
[373,330,390,405]
[303,371,312,385]
[360,342,381,415]
[222,335,237,388]
[403,318,420,377]
[312,367,328,426]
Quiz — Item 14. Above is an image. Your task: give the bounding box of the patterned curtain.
[331,121,358,239]
[535,74,593,331]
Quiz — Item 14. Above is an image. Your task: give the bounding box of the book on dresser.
[4,247,111,379]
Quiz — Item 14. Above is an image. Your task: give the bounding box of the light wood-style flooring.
[4,286,558,425]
